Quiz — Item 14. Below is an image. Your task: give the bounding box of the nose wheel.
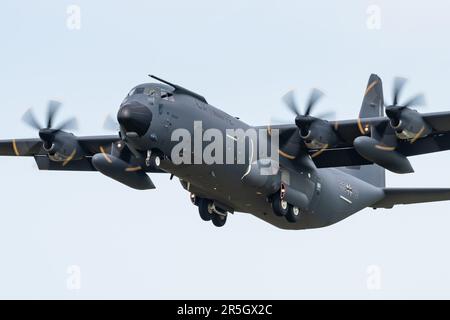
[211,212,227,227]
[198,198,213,221]
[195,196,228,227]
[145,150,162,168]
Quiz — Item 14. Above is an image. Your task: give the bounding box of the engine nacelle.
[387,108,431,141]
[297,119,338,149]
[45,133,84,162]
[92,153,155,190]
[353,136,414,174]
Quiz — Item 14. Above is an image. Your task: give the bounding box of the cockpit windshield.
[127,87,145,96]
[127,86,175,101]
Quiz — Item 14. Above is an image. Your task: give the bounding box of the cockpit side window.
[161,89,175,102]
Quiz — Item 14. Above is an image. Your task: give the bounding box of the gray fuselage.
[122,83,384,230]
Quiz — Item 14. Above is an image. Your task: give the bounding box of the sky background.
[1,0,450,299]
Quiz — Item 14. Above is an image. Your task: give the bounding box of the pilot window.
[129,87,174,101]
[143,88,175,101]
[134,87,145,94]
[127,88,142,96]
[144,87,155,96]
[161,90,175,102]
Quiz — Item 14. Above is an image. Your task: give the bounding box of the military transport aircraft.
[2,74,450,229]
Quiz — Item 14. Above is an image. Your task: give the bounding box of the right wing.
[0,138,43,156]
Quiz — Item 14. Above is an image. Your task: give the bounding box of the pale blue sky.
[1,0,450,299]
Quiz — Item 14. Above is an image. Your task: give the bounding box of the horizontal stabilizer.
[372,188,450,208]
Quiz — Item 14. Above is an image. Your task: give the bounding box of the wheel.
[146,155,161,168]
[190,193,199,206]
[272,195,289,217]
[212,212,227,227]
[286,205,301,223]
[198,198,213,221]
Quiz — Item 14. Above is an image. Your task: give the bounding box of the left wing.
[265,111,450,169]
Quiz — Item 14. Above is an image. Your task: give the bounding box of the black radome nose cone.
[117,102,152,136]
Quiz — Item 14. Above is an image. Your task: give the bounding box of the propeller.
[22,101,78,147]
[382,77,431,145]
[103,114,120,131]
[386,77,426,118]
[22,100,78,132]
[280,88,336,141]
[282,88,332,119]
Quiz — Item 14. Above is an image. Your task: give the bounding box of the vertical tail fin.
[341,74,386,187]
[359,74,384,119]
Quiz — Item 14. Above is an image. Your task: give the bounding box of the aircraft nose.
[117,102,152,136]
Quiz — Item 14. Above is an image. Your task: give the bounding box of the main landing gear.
[191,194,228,227]
[271,192,302,223]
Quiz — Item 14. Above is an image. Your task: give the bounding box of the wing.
[264,111,450,168]
[0,134,164,191]
[0,135,162,172]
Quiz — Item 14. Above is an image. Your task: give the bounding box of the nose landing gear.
[145,150,161,168]
[194,196,228,227]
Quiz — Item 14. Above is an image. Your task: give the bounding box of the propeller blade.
[403,93,426,108]
[315,110,336,120]
[282,90,301,117]
[103,114,120,131]
[304,88,324,116]
[46,100,62,128]
[22,109,42,130]
[392,77,407,106]
[55,117,78,131]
